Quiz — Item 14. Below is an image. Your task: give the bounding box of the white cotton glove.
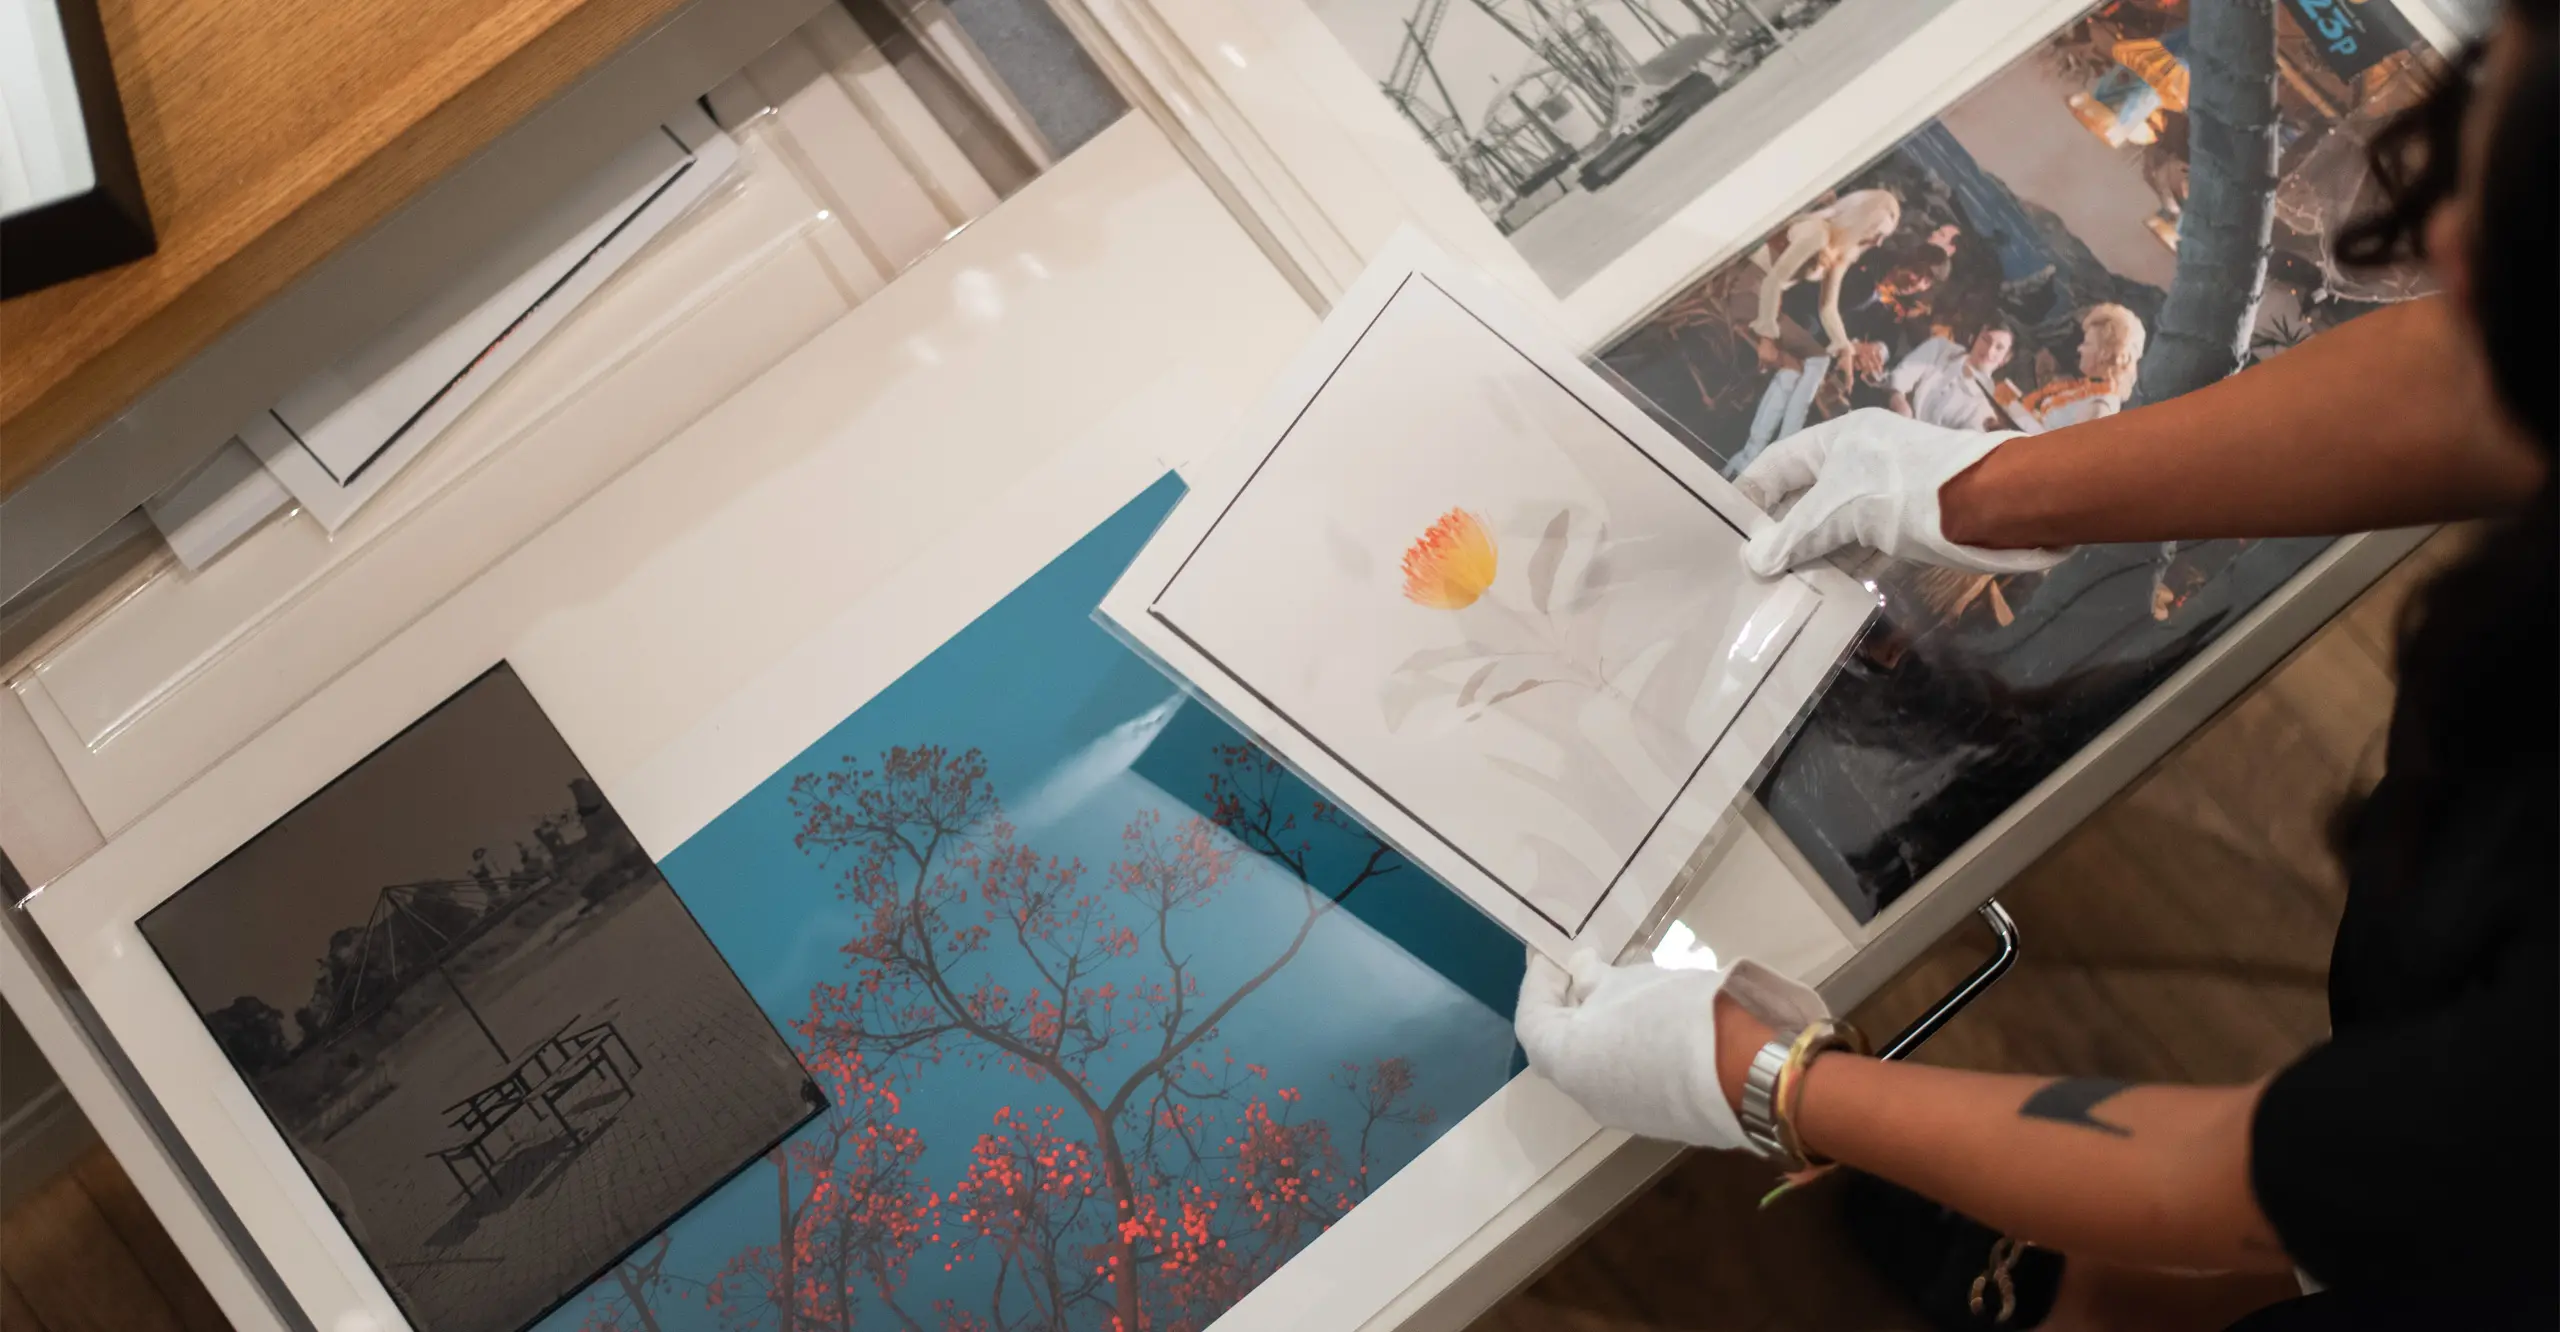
[1514,948,1830,1149]
[1734,408,2070,578]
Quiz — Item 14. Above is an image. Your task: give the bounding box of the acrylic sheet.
[1596,0,2441,920]
[1103,235,1874,963]
[138,665,820,1332]
[532,477,1523,1332]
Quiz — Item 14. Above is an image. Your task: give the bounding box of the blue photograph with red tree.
[548,476,1523,1332]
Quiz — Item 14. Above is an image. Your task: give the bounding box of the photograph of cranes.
[139,664,821,1332]
[1312,0,1963,292]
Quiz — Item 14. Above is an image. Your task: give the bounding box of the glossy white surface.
[24,116,1328,1332]
[246,120,728,531]
[0,685,98,898]
[710,2,1010,292]
[13,11,1051,843]
[22,178,838,828]
[141,440,291,572]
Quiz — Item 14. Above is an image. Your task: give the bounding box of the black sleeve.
[2249,926,2556,1295]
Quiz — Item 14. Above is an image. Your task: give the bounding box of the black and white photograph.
[1310,0,1963,292]
[140,665,822,1332]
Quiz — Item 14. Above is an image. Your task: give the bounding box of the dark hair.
[2335,2,2557,891]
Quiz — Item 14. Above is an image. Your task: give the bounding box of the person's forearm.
[1791,1057,2289,1274]
[1711,999,2289,1273]
[1941,297,2547,548]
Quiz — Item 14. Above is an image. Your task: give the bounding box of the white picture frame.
[1099,233,1876,961]
[1047,0,2099,327]
[1050,0,2467,344]
[241,114,738,532]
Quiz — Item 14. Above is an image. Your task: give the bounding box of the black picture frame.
[3,0,155,299]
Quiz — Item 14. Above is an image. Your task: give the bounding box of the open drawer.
[0,0,2468,1327]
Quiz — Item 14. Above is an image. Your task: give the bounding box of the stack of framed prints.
[1051,0,2458,930]
[1595,0,2445,919]
[5,3,2480,1330]
[17,126,1561,1332]
[75,491,1529,1332]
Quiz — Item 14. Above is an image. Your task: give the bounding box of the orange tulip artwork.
[1383,504,1629,725]
[1401,508,1499,609]
[1112,262,1849,962]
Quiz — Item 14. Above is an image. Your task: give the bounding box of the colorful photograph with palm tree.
[1597,0,2442,918]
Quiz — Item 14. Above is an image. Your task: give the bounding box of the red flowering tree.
[934,1104,1107,1326]
[786,742,1434,1331]
[707,1035,935,1332]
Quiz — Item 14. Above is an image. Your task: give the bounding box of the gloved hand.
[1514,949,1830,1149]
[1735,408,2070,577]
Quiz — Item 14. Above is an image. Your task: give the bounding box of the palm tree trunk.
[2129,0,2283,406]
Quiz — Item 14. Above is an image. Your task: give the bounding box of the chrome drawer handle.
[1878,900,2019,1062]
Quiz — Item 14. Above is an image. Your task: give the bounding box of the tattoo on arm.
[2019,1078,2133,1137]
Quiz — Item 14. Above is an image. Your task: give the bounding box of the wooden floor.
[1,1142,229,1332]
[1470,533,2457,1332]
[0,539,2450,1332]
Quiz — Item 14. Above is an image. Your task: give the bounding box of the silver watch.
[1737,1029,1801,1165]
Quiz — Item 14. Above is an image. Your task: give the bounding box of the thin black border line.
[1573,609,1810,933]
[1148,274,1796,939]
[136,660,825,1332]
[1154,272,1419,600]
[280,154,701,493]
[275,410,345,486]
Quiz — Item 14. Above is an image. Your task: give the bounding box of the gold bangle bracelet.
[1770,1025,1829,1169]
[1774,1018,1868,1169]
